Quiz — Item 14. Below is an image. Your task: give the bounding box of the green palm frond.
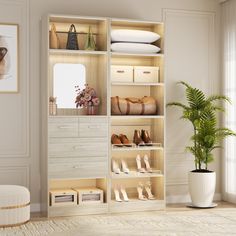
[206,95,231,104]
[166,102,189,110]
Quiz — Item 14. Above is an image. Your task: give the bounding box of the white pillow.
[111,43,160,54]
[111,29,160,43]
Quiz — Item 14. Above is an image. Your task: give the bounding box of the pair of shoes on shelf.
[112,159,129,174]
[136,154,152,173]
[111,134,132,147]
[114,185,129,202]
[133,130,153,146]
[137,182,155,200]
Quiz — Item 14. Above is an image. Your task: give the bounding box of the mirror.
[53,63,86,108]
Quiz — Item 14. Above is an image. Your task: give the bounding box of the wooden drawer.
[111,65,133,83]
[48,138,108,158]
[78,117,108,137]
[48,117,78,137]
[134,66,159,83]
[48,157,107,178]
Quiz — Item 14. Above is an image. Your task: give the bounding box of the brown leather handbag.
[111,96,157,115]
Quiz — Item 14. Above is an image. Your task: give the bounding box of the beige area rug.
[1,208,236,236]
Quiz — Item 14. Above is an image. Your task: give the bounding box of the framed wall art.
[0,23,18,93]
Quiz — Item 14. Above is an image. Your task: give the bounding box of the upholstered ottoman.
[0,185,30,227]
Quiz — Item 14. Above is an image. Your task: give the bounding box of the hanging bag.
[50,23,60,49]
[66,24,79,50]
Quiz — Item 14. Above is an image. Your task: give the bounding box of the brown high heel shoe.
[119,134,132,147]
[111,134,122,146]
[141,130,153,146]
[133,130,145,146]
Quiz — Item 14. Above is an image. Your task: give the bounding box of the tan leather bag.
[50,23,60,49]
[111,96,157,115]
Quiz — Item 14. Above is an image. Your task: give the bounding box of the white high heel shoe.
[113,186,122,202]
[112,160,121,174]
[136,155,145,173]
[143,154,153,173]
[120,185,129,202]
[121,160,129,174]
[145,182,155,200]
[137,182,147,201]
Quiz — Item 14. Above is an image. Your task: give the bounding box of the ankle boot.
[141,130,153,146]
[133,130,145,146]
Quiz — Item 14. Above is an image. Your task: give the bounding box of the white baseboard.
[30,203,41,212]
[167,193,222,204]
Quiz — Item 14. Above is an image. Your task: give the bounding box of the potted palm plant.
[167,81,235,208]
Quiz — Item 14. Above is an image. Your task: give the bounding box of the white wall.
[0,0,221,210]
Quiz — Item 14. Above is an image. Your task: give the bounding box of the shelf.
[111,170,163,179]
[111,144,163,151]
[49,49,107,55]
[110,199,165,213]
[111,52,164,57]
[49,203,108,217]
[111,82,164,86]
[111,115,164,119]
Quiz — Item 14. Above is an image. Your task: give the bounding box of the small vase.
[86,105,98,115]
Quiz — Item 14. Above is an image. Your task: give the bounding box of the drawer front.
[48,138,108,158]
[48,157,107,178]
[78,117,108,137]
[134,66,159,83]
[48,117,78,137]
[111,65,133,83]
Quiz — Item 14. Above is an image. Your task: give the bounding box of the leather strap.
[115,96,122,115]
[141,103,145,115]
[126,99,130,115]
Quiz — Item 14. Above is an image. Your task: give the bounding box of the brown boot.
[133,130,145,146]
[141,130,153,146]
[111,134,122,146]
[119,134,132,147]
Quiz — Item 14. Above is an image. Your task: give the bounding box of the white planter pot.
[188,171,216,207]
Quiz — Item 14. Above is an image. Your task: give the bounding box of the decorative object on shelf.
[50,189,77,206]
[0,23,18,93]
[111,96,157,115]
[75,84,100,115]
[141,129,153,146]
[84,26,96,51]
[113,186,129,202]
[137,182,147,201]
[112,159,121,174]
[73,187,104,205]
[136,155,146,173]
[49,96,57,115]
[66,24,79,50]
[167,81,236,208]
[50,23,60,49]
[145,182,155,200]
[133,130,145,146]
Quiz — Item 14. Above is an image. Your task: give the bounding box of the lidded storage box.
[50,189,77,206]
[134,66,159,83]
[73,187,103,205]
[111,65,133,83]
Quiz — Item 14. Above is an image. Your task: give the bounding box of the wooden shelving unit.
[41,14,165,217]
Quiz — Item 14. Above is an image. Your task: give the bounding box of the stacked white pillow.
[111,29,160,54]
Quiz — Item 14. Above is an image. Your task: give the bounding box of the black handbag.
[66,24,79,50]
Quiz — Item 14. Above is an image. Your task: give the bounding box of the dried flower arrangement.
[75,84,100,108]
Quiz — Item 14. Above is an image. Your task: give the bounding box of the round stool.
[0,185,30,227]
